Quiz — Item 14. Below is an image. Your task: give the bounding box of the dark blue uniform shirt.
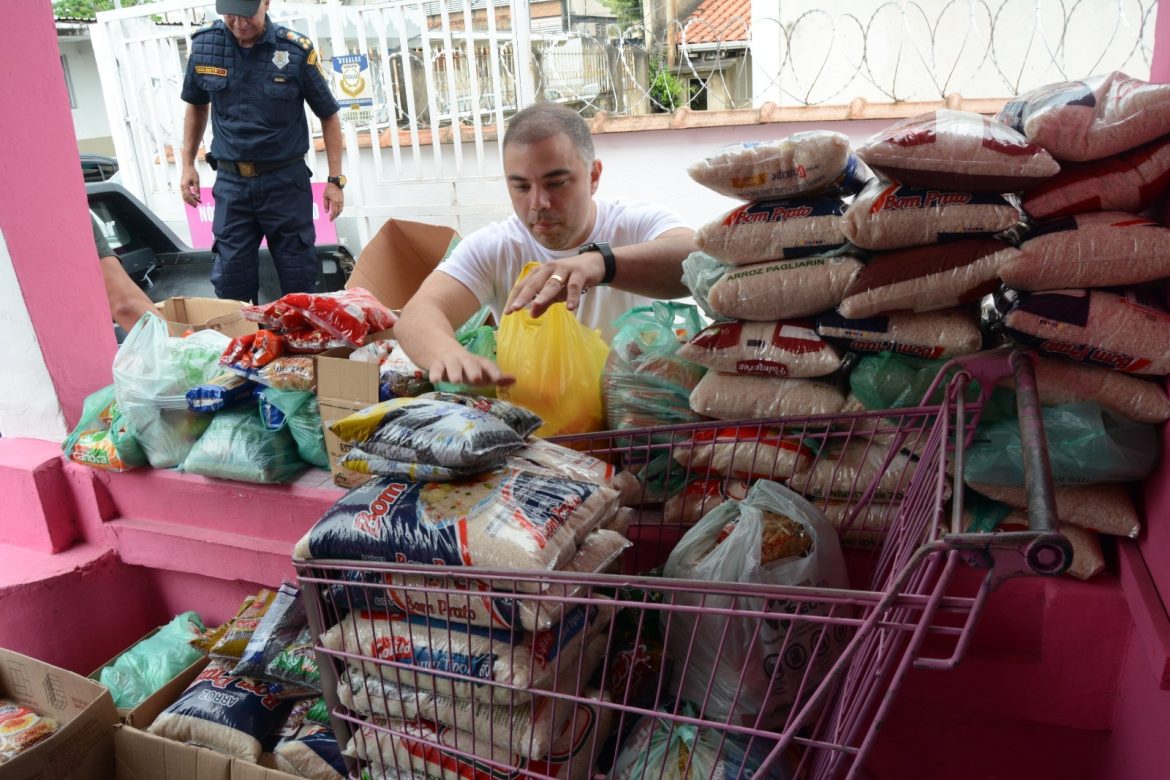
[181,18,339,162]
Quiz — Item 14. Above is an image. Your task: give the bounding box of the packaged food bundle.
[506,437,641,506]
[99,612,206,709]
[260,387,330,469]
[243,288,396,348]
[687,130,871,200]
[993,354,1170,424]
[265,626,321,690]
[233,583,306,679]
[662,477,749,526]
[254,356,316,391]
[672,425,815,481]
[706,254,864,322]
[379,343,433,399]
[0,699,58,762]
[62,384,147,472]
[180,406,307,484]
[420,391,543,438]
[270,698,346,780]
[967,480,1139,539]
[788,437,945,503]
[677,320,841,378]
[209,589,277,662]
[816,308,983,359]
[689,373,847,422]
[696,195,850,264]
[187,372,255,413]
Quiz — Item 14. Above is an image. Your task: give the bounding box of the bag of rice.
[998,212,1170,291]
[320,605,612,704]
[856,109,1060,192]
[994,354,1170,424]
[842,179,1021,251]
[294,469,618,577]
[0,699,58,762]
[270,698,346,780]
[996,72,1170,162]
[816,308,983,359]
[788,438,946,502]
[822,500,897,547]
[967,480,1139,539]
[707,254,864,322]
[662,477,749,526]
[689,373,847,421]
[507,438,642,507]
[838,239,1018,319]
[672,425,815,480]
[677,320,842,378]
[148,662,290,762]
[687,130,871,200]
[996,287,1170,375]
[695,195,849,264]
[348,689,613,780]
[1021,134,1170,220]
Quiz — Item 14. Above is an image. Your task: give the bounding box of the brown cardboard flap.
[156,297,257,339]
[115,725,233,780]
[346,218,460,309]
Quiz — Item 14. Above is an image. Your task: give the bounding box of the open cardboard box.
[114,656,302,780]
[155,296,257,339]
[0,647,119,779]
[345,218,460,309]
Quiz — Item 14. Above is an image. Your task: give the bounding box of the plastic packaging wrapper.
[842,179,1021,251]
[498,263,610,437]
[603,303,707,431]
[257,387,330,469]
[1022,134,1170,220]
[265,626,321,690]
[996,287,1170,375]
[856,109,1059,192]
[996,72,1170,162]
[663,481,847,729]
[255,385,286,431]
[272,699,346,780]
[379,343,433,400]
[999,211,1170,291]
[284,327,349,353]
[254,356,315,391]
[99,612,205,709]
[350,339,392,364]
[181,406,307,483]
[435,305,498,397]
[662,477,749,526]
[967,480,1139,539]
[817,308,983,359]
[348,689,613,780]
[210,589,277,662]
[148,662,290,762]
[187,372,254,413]
[695,195,849,264]
[965,401,1158,490]
[244,287,396,347]
[506,438,641,506]
[320,604,612,704]
[294,469,619,578]
[681,251,732,322]
[0,699,58,762]
[677,320,841,378]
[707,254,864,322]
[113,315,228,468]
[847,351,1013,420]
[994,354,1170,424]
[672,426,814,481]
[689,373,846,421]
[629,451,694,504]
[838,239,1018,319]
[62,384,147,472]
[687,130,870,201]
[419,392,542,438]
[822,500,897,547]
[788,438,944,503]
[233,583,306,679]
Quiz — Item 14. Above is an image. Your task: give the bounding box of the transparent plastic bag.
[681,251,732,323]
[98,612,206,709]
[62,384,147,471]
[261,387,330,469]
[180,407,307,484]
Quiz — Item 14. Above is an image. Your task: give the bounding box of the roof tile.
[681,0,751,46]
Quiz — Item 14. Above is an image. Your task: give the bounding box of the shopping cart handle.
[940,529,1072,578]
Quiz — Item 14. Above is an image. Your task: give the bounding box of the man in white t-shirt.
[394,103,696,387]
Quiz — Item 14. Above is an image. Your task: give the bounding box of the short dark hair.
[503,103,594,165]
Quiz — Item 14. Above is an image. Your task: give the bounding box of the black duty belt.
[207,155,302,177]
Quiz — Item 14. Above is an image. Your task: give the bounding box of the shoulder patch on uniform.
[279,27,314,51]
[307,49,319,66]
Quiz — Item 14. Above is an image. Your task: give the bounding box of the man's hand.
[427,345,515,388]
[180,166,201,206]
[324,182,344,221]
[503,251,606,319]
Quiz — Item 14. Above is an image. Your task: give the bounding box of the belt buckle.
[238,161,257,177]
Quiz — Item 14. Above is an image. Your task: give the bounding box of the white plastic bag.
[662,480,848,729]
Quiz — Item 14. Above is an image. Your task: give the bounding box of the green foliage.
[53,0,157,19]
[649,56,686,112]
[599,0,643,29]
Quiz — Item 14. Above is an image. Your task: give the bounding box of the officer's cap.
[217,0,262,15]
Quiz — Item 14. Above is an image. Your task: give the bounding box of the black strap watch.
[327,174,346,189]
[578,241,616,285]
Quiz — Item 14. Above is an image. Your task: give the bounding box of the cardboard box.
[115,657,303,780]
[0,647,119,779]
[346,218,460,309]
[155,296,257,339]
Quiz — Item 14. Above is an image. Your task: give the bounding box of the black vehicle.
[86,181,353,303]
[81,153,119,183]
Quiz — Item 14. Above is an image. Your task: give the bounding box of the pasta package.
[0,699,58,762]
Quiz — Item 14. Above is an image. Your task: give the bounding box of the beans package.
[0,699,58,762]
[695,195,849,264]
[707,254,865,321]
[689,373,847,422]
[672,425,815,481]
[687,131,871,200]
[149,662,290,762]
[994,355,1170,424]
[677,320,842,378]
[856,109,1060,192]
[996,287,1170,374]
[842,179,1021,251]
[1021,134,1170,220]
[968,481,1140,539]
[330,397,525,480]
[996,72,1170,162]
[838,239,1018,319]
[999,212,1170,291]
[320,605,611,704]
[293,469,618,577]
[816,308,983,359]
[420,391,543,438]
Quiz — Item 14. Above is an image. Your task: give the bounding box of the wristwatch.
[327,174,347,189]
[578,241,616,285]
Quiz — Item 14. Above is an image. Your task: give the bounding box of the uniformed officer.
[179,0,345,304]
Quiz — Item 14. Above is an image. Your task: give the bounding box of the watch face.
[330,175,346,188]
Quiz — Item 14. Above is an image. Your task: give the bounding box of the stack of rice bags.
[293,393,630,779]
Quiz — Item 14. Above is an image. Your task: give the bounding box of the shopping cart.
[294,348,1071,780]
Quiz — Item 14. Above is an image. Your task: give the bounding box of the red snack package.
[283,328,350,354]
[219,333,257,371]
[279,288,396,347]
[250,329,285,368]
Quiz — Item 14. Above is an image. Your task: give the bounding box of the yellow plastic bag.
[497,263,610,436]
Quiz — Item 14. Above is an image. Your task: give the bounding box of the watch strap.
[579,241,616,285]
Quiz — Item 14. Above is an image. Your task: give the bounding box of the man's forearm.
[394,301,463,370]
[321,113,343,176]
[607,228,697,299]
[182,104,209,167]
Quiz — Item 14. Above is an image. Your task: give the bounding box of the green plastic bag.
[62,385,148,471]
[849,351,1015,419]
[965,401,1160,487]
[435,305,497,397]
[262,387,330,469]
[962,488,1015,533]
[681,250,732,323]
[99,612,205,708]
[180,406,308,483]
